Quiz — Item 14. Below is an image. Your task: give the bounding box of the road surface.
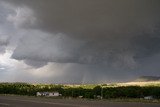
[0,95,160,107]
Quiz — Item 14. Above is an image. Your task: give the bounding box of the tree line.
[0,83,160,99]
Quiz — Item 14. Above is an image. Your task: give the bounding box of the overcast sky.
[0,0,160,84]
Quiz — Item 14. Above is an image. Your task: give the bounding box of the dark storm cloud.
[132,34,160,59]
[5,0,160,68]
[1,0,160,83]
[4,0,160,35]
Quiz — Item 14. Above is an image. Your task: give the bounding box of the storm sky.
[0,0,160,83]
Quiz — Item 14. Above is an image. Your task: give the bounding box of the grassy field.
[63,81,160,89]
[117,81,160,86]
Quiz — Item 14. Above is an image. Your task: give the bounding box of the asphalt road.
[0,95,160,107]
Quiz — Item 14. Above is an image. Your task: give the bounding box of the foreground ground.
[0,95,160,107]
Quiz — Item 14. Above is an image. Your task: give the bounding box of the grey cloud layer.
[9,0,160,66]
[1,0,160,83]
